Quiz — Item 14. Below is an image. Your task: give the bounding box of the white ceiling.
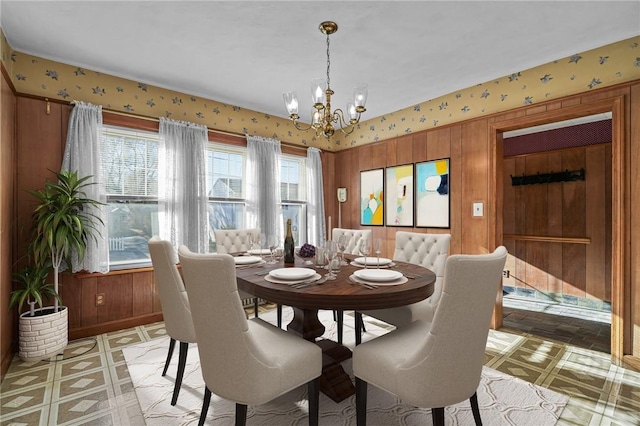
[1,1,639,123]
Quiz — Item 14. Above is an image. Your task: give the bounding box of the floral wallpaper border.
[2,29,639,151]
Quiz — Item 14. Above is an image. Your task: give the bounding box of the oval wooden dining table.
[235,255,436,403]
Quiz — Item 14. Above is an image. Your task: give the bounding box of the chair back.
[148,237,196,343]
[393,231,451,306]
[398,246,507,407]
[178,246,277,403]
[213,228,260,253]
[332,228,372,254]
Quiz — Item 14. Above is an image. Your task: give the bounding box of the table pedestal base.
[317,339,355,402]
[287,308,355,402]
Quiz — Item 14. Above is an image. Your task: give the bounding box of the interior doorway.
[499,114,612,353]
[488,96,625,363]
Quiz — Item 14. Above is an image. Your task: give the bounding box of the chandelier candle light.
[283,21,368,139]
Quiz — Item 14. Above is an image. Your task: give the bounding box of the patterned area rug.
[123,309,568,425]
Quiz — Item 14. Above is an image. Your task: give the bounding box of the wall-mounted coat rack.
[511,168,585,186]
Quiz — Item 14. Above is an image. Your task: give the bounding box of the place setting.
[349,268,408,289]
[349,256,396,269]
[233,255,266,269]
[263,267,326,288]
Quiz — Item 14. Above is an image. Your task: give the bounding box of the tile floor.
[1,301,638,426]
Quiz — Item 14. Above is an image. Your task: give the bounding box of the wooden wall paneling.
[460,120,489,253]
[77,276,98,328]
[546,100,564,111]
[383,135,398,258]
[524,154,550,293]
[97,274,133,323]
[448,125,462,254]
[515,240,527,290]
[347,149,360,230]
[1,69,17,379]
[585,145,607,300]
[426,127,451,161]
[547,151,564,296]
[514,156,527,237]
[371,141,387,169]
[629,83,640,359]
[383,135,399,258]
[561,149,587,297]
[132,271,155,316]
[385,137,398,166]
[605,144,612,302]
[15,98,65,261]
[335,148,356,230]
[492,108,527,123]
[502,158,516,235]
[525,104,549,116]
[322,151,336,238]
[560,97,583,108]
[334,148,347,229]
[362,142,386,243]
[502,239,516,288]
[396,134,414,165]
[412,131,428,164]
[153,273,163,312]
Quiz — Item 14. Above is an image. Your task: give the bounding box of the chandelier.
[283,21,368,139]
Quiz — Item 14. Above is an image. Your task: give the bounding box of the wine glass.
[247,232,256,254]
[337,234,348,265]
[358,238,371,269]
[373,238,382,269]
[324,240,338,280]
[267,235,278,264]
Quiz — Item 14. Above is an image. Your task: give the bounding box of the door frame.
[488,96,625,364]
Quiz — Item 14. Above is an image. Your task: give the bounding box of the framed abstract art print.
[385,164,414,227]
[415,158,450,228]
[360,168,384,226]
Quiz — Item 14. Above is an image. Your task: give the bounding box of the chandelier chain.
[326,32,331,89]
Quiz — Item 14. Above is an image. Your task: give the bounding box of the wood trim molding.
[503,235,591,244]
[490,94,626,364]
[1,62,17,94]
[69,313,164,341]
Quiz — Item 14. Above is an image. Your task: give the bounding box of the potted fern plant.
[12,170,103,361]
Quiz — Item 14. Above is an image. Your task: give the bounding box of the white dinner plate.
[234,255,262,265]
[354,268,403,282]
[350,261,396,269]
[350,274,408,287]
[248,248,271,255]
[265,273,322,285]
[353,257,392,266]
[269,267,316,280]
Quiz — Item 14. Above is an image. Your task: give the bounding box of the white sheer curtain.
[61,101,109,273]
[158,117,209,253]
[306,147,326,247]
[245,135,282,239]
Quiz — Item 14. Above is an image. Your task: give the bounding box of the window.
[103,126,159,268]
[281,155,307,246]
[102,122,309,268]
[206,143,247,251]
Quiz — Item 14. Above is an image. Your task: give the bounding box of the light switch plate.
[473,202,483,217]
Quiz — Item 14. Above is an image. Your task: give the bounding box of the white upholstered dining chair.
[147,237,197,406]
[213,228,264,320]
[331,228,372,343]
[356,231,450,344]
[178,246,322,426]
[353,246,508,426]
